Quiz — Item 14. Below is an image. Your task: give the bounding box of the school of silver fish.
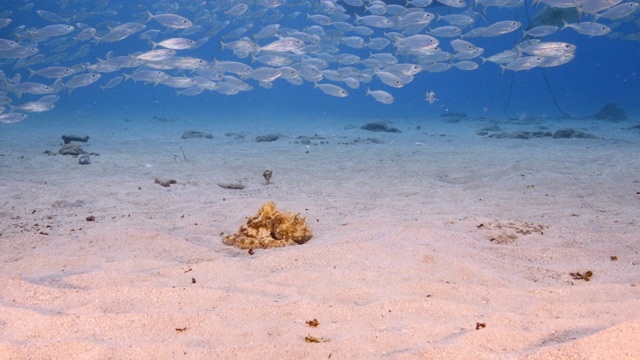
[0,0,639,123]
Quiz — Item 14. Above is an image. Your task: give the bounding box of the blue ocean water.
[0,0,638,128]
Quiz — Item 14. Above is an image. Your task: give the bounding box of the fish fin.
[146,10,154,23]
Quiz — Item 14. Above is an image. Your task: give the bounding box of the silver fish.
[29,24,75,41]
[453,61,479,70]
[146,11,193,29]
[519,42,576,57]
[256,0,282,8]
[580,0,623,14]
[0,46,39,59]
[595,2,640,21]
[481,21,521,37]
[523,25,560,38]
[66,73,101,93]
[314,83,349,97]
[98,29,135,43]
[437,14,475,27]
[224,4,250,16]
[396,34,440,53]
[429,26,463,37]
[343,77,360,89]
[450,39,478,52]
[247,67,282,81]
[74,27,97,41]
[354,15,395,28]
[10,101,55,113]
[539,54,575,67]
[0,18,12,30]
[28,66,76,79]
[307,14,333,26]
[0,112,28,124]
[435,0,467,8]
[375,71,405,88]
[562,21,611,36]
[136,49,176,61]
[259,37,305,53]
[36,10,69,24]
[123,70,169,84]
[499,56,545,73]
[8,82,56,96]
[366,88,394,104]
[0,39,18,50]
[161,76,198,88]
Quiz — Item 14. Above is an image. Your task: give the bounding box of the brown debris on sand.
[361,120,401,133]
[59,144,85,156]
[155,178,177,187]
[181,130,213,139]
[62,135,90,144]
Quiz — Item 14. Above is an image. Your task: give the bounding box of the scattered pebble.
[155,178,177,187]
[78,154,91,165]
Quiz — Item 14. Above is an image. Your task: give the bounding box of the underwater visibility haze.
[0,0,639,125]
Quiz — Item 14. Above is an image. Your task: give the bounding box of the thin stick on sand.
[180,146,188,161]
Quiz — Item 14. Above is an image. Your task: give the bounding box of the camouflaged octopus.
[222,201,313,249]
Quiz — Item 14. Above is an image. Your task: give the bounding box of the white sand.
[1,115,639,359]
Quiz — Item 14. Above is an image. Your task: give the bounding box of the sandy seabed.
[1,114,639,359]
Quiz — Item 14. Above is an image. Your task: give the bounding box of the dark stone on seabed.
[155,178,177,187]
[552,128,598,139]
[361,121,401,133]
[181,130,213,139]
[255,134,280,142]
[489,131,552,139]
[59,144,85,156]
[78,154,91,165]
[62,135,90,144]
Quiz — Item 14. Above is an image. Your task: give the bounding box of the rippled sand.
[1,115,639,359]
